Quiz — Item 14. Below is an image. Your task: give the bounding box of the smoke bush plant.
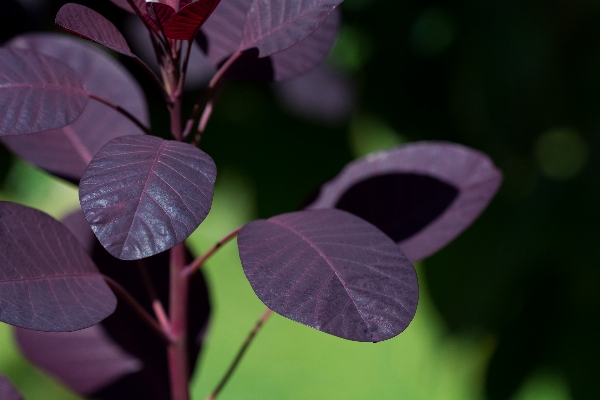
[0,0,502,399]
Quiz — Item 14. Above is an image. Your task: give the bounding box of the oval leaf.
[200,0,252,67]
[56,3,134,57]
[145,2,176,33]
[79,135,217,260]
[15,325,142,395]
[0,48,89,136]
[308,142,503,262]
[0,202,117,331]
[240,0,342,57]
[238,209,418,342]
[164,0,220,41]
[0,375,23,400]
[2,33,148,183]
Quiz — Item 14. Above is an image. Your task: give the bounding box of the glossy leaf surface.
[16,325,142,395]
[164,0,220,40]
[0,48,88,136]
[240,0,342,57]
[56,3,134,57]
[80,135,217,260]
[0,375,23,400]
[0,202,116,331]
[59,209,211,400]
[308,142,503,262]
[1,34,147,183]
[238,209,418,342]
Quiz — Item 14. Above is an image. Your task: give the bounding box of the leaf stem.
[136,261,171,333]
[89,94,153,135]
[205,308,274,400]
[168,242,190,400]
[181,227,241,278]
[183,51,244,141]
[103,275,172,343]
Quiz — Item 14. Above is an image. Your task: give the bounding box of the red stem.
[168,242,190,400]
[181,227,241,278]
[205,308,274,400]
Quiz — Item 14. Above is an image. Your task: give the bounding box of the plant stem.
[168,242,190,400]
[89,94,153,135]
[205,308,274,400]
[181,227,241,278]
[103,276,172,343]
[136,261,171,333]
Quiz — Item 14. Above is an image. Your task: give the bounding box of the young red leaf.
[0,48,89,136]
[15,325,142,395]
[240,0,343,57]
[164,0,221,41]
[308,142,503,262]
[55,3,135,57]
[60,209,211,400]
[0,202,117,331]
[1,34,147,183]
[79,135,217,260]
[145,2,176,33]
[0,374,23,400]
[238,209,418,342]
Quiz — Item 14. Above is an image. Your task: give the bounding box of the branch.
[181,227,241,278]
[103,275,173,344]
[89,94,153,135]
[205,308,274,400]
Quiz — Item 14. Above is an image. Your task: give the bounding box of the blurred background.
[1,0,599,399]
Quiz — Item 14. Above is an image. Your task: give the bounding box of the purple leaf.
[1,34,148,183]
[163,0,221,40]
[238,209,418,342]
[240,0,343,57]
[15,325,142,395]
[200,0,252,67]
[273,64,356,123]
[79,135,217,260]
[0,48,89,136]
[308,142,503,262]
[56,3,134,57]
[0,374,23,400]
[59,209,211,400]
[200,0,340,80]
[0,202,117,332]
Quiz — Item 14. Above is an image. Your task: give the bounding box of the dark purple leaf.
[240,0,343,57]
[0,374,23,400]
[0,202,116,331]
[79,135,217,260]
[0,48,89,136]
[200,0,252,67]
[15,325,142,395]
[238,208,418,342]
[200,0,340,80]
[307,142,503,262]
[59,209,211,400]
[274,64,356,123]
[164,0,221,41]
[1,33,147,183]
[110,0,146,14]
[56,3,135,57]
